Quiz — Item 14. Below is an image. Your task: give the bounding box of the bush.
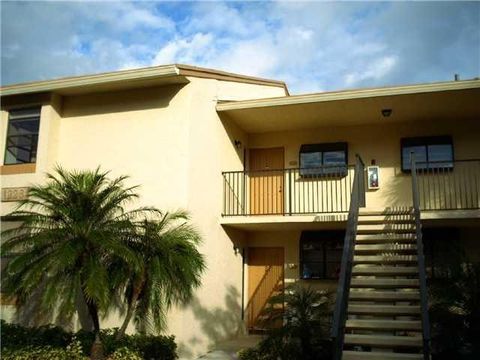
[0,320,178,359]
[0,321,71,350]
[429,262,480,359]
[1,339,87,360]
[239,285,333,360]
[128,334,178,360]
[107,347,143,360]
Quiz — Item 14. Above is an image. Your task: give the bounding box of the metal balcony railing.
[222,165,355,216]
[414,159,480,211]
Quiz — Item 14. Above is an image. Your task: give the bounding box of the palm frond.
[1,167,152,330]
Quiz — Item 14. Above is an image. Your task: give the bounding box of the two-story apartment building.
[1,65,479,359]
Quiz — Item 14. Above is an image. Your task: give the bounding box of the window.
[299,142,348,176]
[401,136,453,172]
[4,107,41,165]
[300,230,344,280]
[423,227,461,279]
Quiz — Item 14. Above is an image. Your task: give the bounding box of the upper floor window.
[401,136,453,172]
[299,142,348,176]
[300,230,344,280]
[4,107,41,165]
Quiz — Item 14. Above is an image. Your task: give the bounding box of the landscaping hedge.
[0,320,177,360]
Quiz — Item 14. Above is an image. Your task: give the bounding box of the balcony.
[222,165,355,216]
[222,159,480,220]
[415,159,480,211]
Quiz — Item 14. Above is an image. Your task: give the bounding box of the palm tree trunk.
[116,277,144,340]
[85,296,104,360]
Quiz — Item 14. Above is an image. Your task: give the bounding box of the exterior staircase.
[341,208,427,360]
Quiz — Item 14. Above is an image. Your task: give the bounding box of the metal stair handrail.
[410,153,431,360]
[331,154,366,360]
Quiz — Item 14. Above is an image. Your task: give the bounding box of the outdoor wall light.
[382,108,393,117]
[234,139,242,149]
[233,245,241,255]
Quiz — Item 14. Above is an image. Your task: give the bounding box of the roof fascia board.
[0,65,180,96]
[0,64,289,97]
[216,80,480,112]
[176,64,289,94]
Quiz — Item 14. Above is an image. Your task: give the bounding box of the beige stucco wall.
[1,75,478,358]
[0,78,284,359]
[248,118,480,210]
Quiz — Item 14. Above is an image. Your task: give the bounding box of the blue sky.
[1,1,479,94]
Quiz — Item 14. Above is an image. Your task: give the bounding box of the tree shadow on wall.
[177,285,244,359]
[12,283,126,333]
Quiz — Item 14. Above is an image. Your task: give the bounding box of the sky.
[1,1,479,94]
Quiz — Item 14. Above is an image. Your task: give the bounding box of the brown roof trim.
[176,64,289,95]
[217,79,480,111]
[0,64,289,97]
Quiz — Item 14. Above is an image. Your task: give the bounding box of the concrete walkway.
[197,335,263,360]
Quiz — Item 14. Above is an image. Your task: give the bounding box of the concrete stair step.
[359,208,414,216]
[343,350,423,360]
[349,290,420,301]
[351,278,419,289]
[355,234,416,244]
[354,255,418,264]
[355,244,417,254]
[357,224,416,234]
[358,215,414,224]
[352,266,418,276]
[346,319,421,331]
[348,304,420,315]
[344,334,422,348]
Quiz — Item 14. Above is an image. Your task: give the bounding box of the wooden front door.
[249,148,284,215]
[247,247,285,330]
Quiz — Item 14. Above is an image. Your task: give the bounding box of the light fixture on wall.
[233,245,241,255]
[381,108,393,117]
[234,140,242,149]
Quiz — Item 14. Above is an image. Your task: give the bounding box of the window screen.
[4,107,41,165]
[299,142,348,176]
[401,136,453,172]
[300,230,345,279]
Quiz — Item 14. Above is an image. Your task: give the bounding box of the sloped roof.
[0,64,288,97]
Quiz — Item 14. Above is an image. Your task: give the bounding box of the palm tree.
[258,284,333,360]
[1,167,152,359]
[115,211,206,340]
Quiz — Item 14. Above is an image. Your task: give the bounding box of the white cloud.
[344,56,398,86]
[2,1,479,93]
[184,2,267,37]
[152,33,214,65]
[81,2,175,32]
[213,38,279,77]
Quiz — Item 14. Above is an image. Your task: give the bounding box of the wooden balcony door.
[247,247,285,330]
[249,147,284,215]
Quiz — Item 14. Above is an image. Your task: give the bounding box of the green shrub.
[129,333,178,360]
[237,347,264,360]
[239,285,333,360]
[429,262,480,359]
[0,321,71,350]
[1,339,87,360]
[0,320,178,359]
[107,347,143,360]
